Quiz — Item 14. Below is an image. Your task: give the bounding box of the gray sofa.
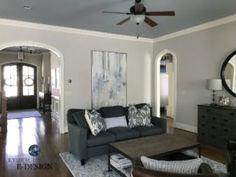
[67,104,167,165]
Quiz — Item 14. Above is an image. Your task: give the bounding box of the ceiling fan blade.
[144,17,158,27]
[145,11,175,16]
[103,11,131,15]
[116,17,131,25]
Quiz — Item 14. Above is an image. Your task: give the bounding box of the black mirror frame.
[220,50,236,97]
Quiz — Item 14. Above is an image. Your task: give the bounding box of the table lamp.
[207,79,222,105]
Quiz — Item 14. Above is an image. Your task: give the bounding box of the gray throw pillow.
[141,156,202,174]
[84,109,106,136]
[128,104,153,128]
[104,115,128,129]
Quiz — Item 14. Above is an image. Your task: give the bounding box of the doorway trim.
[155,49,177,119]
[0,41,65,134]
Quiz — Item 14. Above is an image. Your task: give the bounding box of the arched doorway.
[155,49,177,120]
[0,41,65,134]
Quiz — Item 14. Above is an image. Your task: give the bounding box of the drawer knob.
[224,119,228,122]
[229,112,235,116]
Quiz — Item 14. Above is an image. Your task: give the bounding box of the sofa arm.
[68,123,88,161]
[151,116,167,133]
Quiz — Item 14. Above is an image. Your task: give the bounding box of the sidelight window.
[3,65,18,97]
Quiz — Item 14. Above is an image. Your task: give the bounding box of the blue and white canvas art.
[92,51,127,109]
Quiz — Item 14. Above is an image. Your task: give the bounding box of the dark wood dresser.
[198,104,236,149]
[39,91,51,113]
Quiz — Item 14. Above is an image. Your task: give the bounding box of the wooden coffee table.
[108,134,200,176]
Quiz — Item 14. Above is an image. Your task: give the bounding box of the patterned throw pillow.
[84,109,106,136]
[128,104,153,128]
[141,156,202,174]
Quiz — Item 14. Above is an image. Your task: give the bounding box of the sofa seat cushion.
[133,126,163,137]
[87,131,116,147]
[108,127,140,141]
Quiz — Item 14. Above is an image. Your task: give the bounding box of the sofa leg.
[81,159,85,166]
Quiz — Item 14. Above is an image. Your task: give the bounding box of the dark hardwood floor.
[0,113,225,177]
[0,113,72,177]
[166,118,225,163]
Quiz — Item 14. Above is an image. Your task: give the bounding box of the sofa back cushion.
[99,106,124,118]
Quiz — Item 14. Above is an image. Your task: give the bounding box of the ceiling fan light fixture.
[131,15,145,24]
[18,47,24,61]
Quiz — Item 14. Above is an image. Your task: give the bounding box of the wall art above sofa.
[91,50,127,109]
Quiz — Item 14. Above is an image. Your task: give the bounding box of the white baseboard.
[174,122,197,133]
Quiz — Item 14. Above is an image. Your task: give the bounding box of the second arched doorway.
[155,49,177,120]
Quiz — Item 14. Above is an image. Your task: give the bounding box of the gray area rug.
[6,109,41,119]
[59,152,227,177]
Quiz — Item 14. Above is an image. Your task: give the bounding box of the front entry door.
[2,63,37,110]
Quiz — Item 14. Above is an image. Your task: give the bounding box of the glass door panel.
[3,65,18,97]
[22,65,35,96]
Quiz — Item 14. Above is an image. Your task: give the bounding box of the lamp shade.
[207,79,222,91]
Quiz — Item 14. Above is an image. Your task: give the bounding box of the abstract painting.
[92,51,127,109]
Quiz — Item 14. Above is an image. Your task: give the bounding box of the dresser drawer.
[219,116,236,127]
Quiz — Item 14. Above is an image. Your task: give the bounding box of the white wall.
[153,21,236,131]
[0,20,153,133]
[50,51,60,96]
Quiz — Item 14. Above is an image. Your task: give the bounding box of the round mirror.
[221,50,236,97]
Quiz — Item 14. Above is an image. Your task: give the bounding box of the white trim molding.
[0,18,153,43]
[154,14,236,42]
[174,122,197,133]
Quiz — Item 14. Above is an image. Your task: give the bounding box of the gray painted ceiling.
[0,0,236,38]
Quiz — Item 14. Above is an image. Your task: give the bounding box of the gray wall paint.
[0,23,153,132]
[153,21,236,129]
[0,51,43,107]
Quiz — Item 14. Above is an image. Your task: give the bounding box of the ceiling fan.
[103,0,175,27]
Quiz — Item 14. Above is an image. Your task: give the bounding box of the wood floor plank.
[0,114,73,177]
